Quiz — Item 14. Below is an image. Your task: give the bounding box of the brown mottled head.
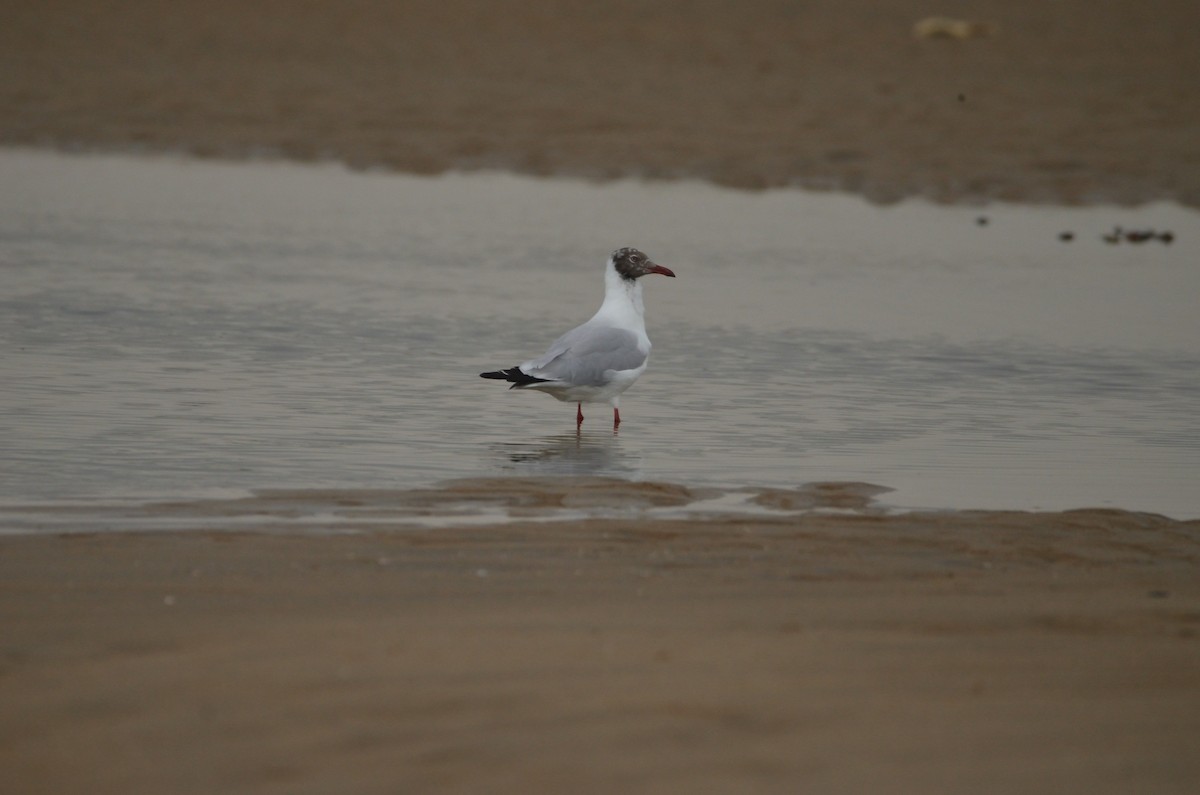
[611,247,676,281]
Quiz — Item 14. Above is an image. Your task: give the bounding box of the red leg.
[576,403,584,427]
[613,407,621,427]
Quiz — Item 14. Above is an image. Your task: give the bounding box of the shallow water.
[2,149,1198,526]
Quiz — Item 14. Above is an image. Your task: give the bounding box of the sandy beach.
[3,1,1200,792]
[3,0,1199,205]
[3,499,1199,794]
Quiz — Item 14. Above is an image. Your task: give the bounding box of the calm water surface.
[2,150,1198,524]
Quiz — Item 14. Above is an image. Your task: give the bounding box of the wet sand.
[3,482,1200,793]
[3,0,1199,205]
[4,2,1200,791]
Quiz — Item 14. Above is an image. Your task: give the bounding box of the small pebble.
[975,216,989,226]
[1058,231,1074,242]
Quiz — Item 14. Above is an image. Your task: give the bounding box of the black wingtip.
[480,366,552,387]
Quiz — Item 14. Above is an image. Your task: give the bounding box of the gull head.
[611,247,675,280]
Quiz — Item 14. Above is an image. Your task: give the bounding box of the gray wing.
[524,325,647,386]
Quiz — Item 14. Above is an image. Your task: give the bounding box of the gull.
[480,247,675,428]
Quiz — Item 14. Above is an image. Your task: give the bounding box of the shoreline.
[16,139,1200,209]
[3,485,1198,790]
[4,478,1200,534]
[4,1,1199,207]
[3,479,1197,791]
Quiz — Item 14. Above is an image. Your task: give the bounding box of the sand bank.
[2,483,1199,793]
[3,0,1198,205]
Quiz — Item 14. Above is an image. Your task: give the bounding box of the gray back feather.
[529,326,646,386]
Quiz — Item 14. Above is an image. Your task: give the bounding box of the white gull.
[480,247,676,428]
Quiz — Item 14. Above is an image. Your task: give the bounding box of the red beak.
[649,264,676,278]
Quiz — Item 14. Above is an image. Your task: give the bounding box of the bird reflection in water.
[494,431,643,479]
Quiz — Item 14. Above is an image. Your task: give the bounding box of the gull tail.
[480,366,553,389]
